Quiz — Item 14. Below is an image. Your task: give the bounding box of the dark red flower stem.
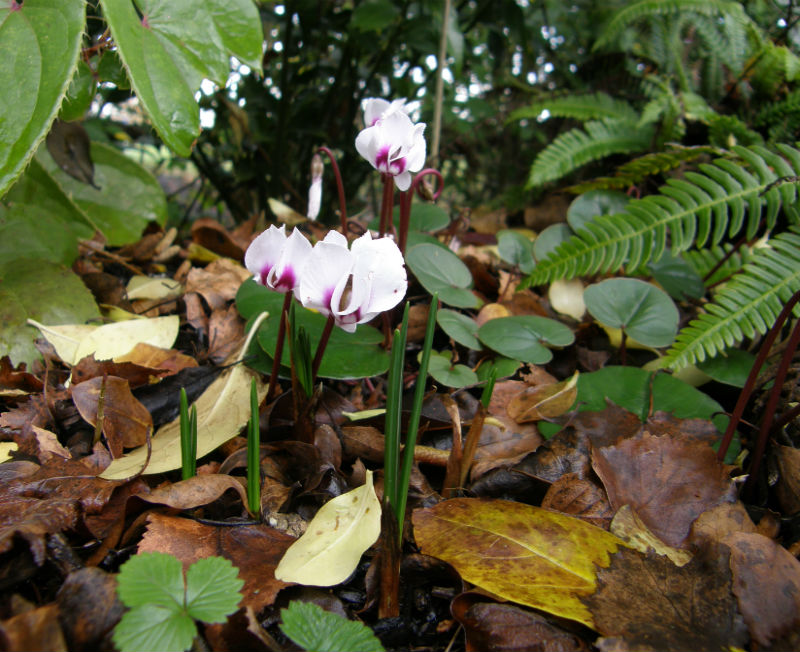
[268,292,293,399]
[397,168,444,254]
[311,314,336,383]
[316,146,347,234]
[379,174,395,237]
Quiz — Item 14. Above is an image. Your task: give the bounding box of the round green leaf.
[427,350,479,388]
[0,258,101,367]
[497,230,535,274]
[406,243,480,308]
[38,141,167,245]
[236,281,389,380]
[697,349,760,388]
[584,278,678,348]
[478,316,574,364]
[0,0,86,195]
[437,309,481,350]
[476,357,521,382]
[648,251,706,301]
[370,203,451,233]
[567,190,629,232]
[533,223,573,263]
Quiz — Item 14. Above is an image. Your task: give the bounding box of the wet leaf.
[56,567,124,652]
[592,432,736,548]
[724,532,800,646]
[0,604,68,652]
[584,547,748,651]
[71,376,152,457]
[0,497,78,565]
[137,474,249,511]
[412,498,626,628]
[275,471,381,587]
[541,473,613,530]
[609,505,692,567]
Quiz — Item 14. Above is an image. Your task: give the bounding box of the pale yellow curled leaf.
[342,409,386,421]
[99,356,267,479]
[548,278,586,321]
[274,470,381,586]
[0,442,18,463]
[599,324,658,352]
[507,371,579,423]
[27,316,179,365]
[610,505,692,567]
[100,305,147,322]
[126,276,183,301]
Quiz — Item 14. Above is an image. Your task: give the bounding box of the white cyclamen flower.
[297,231,407,332]
[355,98,426,191]
[244,225,312,293]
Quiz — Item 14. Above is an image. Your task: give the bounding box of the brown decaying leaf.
[30,426,72,462]
[592,431,736,548]
[184,291,209,334]
[0,394,52,433]
[688,501,757,547]
[207,305,246,364]
[185,258,250,311]
[542,473,613,530]
[583,547,748,651]
[0,603,68,652]
[204,606,278,652]
[451,593,589,652]
[0,356,43,392]
[137,474,249,511]
[191,217,250,260]
[114,342,198,376]
[723,531,800,646]
[71,376,152,457]
[139,512,295,613]
[0,497,78,565]
[506,372,579,423]
[70,355,165,388]
[56,568,124,652]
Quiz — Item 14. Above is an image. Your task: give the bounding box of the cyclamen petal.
[244,225,312,294]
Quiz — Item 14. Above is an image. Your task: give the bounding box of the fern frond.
[527,119,654,188]
[683,243,752,286]
[663,225,800,369]
[522,144,800,287]
[509,92,638,124]
[566,145,718,193]
[595,0,757,51]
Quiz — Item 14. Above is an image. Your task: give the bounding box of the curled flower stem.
[397,168,444,254]
[317,146,348,233]
[378,174,395,238]
[311,314,336,383]
[268,292,293,399]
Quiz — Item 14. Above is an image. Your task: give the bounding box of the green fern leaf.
[595,0,757,52]
[664,226,800,369]
[527,119,654,188]
[522,144,800,287]
[509,93,638,124]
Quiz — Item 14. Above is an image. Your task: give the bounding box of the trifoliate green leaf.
[280,601,385,652]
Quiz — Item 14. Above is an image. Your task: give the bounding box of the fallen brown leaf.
[0,497,78,564]
[542,473,613,530]
[137,474,249,511]
[583,547,748,651]
[56,568,123,652]
[139,512,294,613]
[0,603,68,652]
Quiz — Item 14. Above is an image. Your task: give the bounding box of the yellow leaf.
[274,470,381,586]
[27,316,179,365]
[0,442,18,463]
[413,498,627,629]
[548,278,586,321]
[610,505,692,567]
[99,354,266,479]
[126,276,183,301]
[268,198,307,226]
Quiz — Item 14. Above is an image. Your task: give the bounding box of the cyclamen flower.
[297,231,407,333]
[244,225,312,293]
[355,98,426,191]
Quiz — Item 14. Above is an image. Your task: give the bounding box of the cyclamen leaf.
[99,0,263,156]
[0,0,85,196]
[275,471,381,586]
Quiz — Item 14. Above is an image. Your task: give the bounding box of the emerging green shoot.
[179,388,197,481]
[247,377,261,516]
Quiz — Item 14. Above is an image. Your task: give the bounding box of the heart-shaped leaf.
[567,190,629,232]
[426,350,479,388]
[478,315,574,364]
[437,309,481,350]
[584,278,678,347]
[406,243,480,308]
[236,280,389,380]
[497,230,535,273]
[0,0,86,195]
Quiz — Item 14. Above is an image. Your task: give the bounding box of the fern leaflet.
[664,225,800,369]
[508,93,638,124]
